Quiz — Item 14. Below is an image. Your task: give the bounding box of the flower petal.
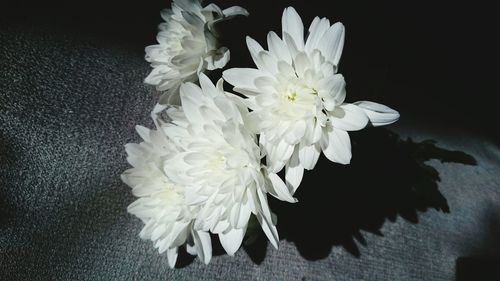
[198,73,218,98]
[267,31,292,64]
[258,51,279,75]
[135,125,151,142]
[267,172,297,203]
[253,188,279,249]
[222,6,249,17]
[219,227,245,256]
[329,103,369,131]
[353,101,400,126]
[246,36,267,71]
[299,142,321,170]
[180,83,204,124]
[282,7,305,50]
[284,119,306,145]
[167,247,178,268]
[223,68,263,91]
[317,74,346,110]
[285,147,304,194]
[256,213,279,249]
[294,52,311,77]
[205,47,230,70]
[305,17,331,53]
[317,22,345,66]
[282,32,299,59]
[192,229,212,264]
[321,126,352,164]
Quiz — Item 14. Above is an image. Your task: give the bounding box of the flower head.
[123,74,290,267]
[145,0,248,104]
[223,7,399,197]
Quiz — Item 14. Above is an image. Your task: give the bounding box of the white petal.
[256,213,279,249]
[202,3,223,16]
[258,51,279,75]
[254,188,279,249]
[282,7,304,50]
[165,85,182,105]
[282,32,299,58]
[222,6,249,17]
[180,83,204,124]
[135,125,151,142]
[321,127,352,164]
[205,47,230,70]
[284,119,306,144]
[174,0,202,14]
[311,119,323,143]
[198,73,218,97]
[299,142,321,170]
[317,22,345,66]
[277,61,296,77]
[255,188,272,223]
[267,31,292,64]
[318,74,345,111]
[246,36,267,71]
[167,247,178,268]
[223,68,263,91]
[236,204,252,229]
[180,10,204,30]
[192,230,212,264]
[219,228,245,256]
[151,224,167,241]
[305,17,331,53]
[353,101,400,126]
[170,222,190,248]
[285,147,304,194]
[329,103,369,131]
[267,140,293,172]
[212,220,230,234]
[267,172,297,203]
[293,52,311,77]
[144,65,174,86]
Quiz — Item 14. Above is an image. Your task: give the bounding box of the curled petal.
[205,47,230,70]
[354,101,400,126]
[222,6,249,17]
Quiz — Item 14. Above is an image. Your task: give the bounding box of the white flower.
[144,0,248,105]
[123,74,291,268]
[122,127,193,268]
[223,7,399,197]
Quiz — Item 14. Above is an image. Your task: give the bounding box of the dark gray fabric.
[1,24,500,281]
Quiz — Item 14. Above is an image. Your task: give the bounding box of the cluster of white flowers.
[123,0,399,268]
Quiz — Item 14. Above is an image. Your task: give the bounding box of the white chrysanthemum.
[123,74,292,268]
[145,0,248,104]
[223,7,400,197]
[122,127,192,268]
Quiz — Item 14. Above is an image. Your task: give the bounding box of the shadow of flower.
[244,127,476,262]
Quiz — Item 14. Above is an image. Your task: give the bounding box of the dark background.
[1,0,498,141]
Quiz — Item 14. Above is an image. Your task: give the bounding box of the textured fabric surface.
[1,22,500,281]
